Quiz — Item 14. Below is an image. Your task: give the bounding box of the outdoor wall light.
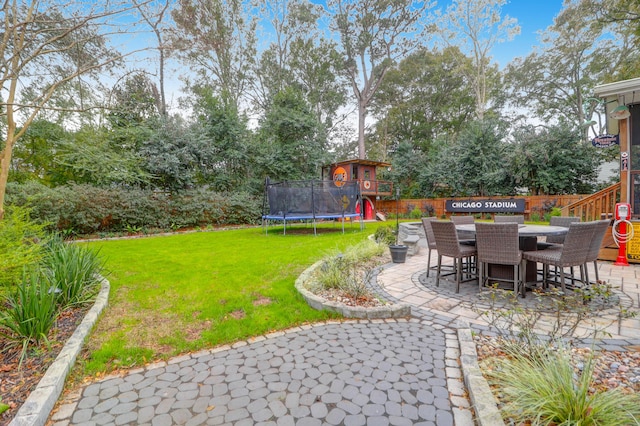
[610,104,631,120]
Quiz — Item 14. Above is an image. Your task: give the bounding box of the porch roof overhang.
[595,77,640,101]
[323,159,392,169]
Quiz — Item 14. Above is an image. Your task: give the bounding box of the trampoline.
[262,178,364,235]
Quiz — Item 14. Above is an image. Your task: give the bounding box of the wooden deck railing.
[358,179,393,196]
[561,182,621,221]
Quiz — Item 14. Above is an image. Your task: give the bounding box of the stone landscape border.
[9,277,110,426]
[295,259,411,319]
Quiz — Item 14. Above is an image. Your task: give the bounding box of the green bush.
[0,206,46,289]
[42,236,104,308]
[6,182,262,235]
[0,270,59,365]
[529,212,541,222]
[409,207,422,219]
[313,240,385,294]
[374,226,396,245]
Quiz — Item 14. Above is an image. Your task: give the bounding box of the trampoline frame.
[261,178,364,235]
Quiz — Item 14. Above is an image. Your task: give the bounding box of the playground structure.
[261,178,363,234]
[321,159,393,221]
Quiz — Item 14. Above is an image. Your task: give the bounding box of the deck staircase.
[561,182,621,261]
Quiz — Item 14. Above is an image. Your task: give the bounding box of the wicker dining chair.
[493,215,525,224]
[449,215,476,244]
[475,223,524,296]
[450,215,475,225]
[546,216,581,244]
[431,221,477,293]
[421,217,438,278]
[522,222,596,293]
[582,219,611,286]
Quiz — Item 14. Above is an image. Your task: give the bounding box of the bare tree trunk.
[158,38,166,116]
[0,86,18,221]
[358,101,367,159]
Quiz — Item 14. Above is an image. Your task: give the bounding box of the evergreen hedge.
[6,182,262,236]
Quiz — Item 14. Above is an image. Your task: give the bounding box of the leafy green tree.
[0,0,129,220]
[387,141,429,198]
[288,37,348,133]
[171,0,257,110]
[54,126,152,187]
[584,0,640,41]
[505,1,638,137]
[255,87,328,182]
[253,0,323,108]
[108,73,161,128]
[192,88,251,192]
[426,119,514,197]
[138,116,202,191]
[434,0,519,119]
[328,0,434,159]
[510,124,601,195]
[371,47,476,154]
[10,121,67,185]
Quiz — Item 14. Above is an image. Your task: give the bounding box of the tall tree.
[288,38,348,132]
[328,0,434,159]
[426,119,514,197]
[256,86,327,181]
[510,124,601,195]
[171,0,257,111]
[0,0,133,220]
[371,47,476,155]
[192,87,250,192]
[505,0,636,137]
[108,73,161,128]
[434,0,519,119]
[583,0,640,40]
[253,0,323,108]
[133,0,173,117]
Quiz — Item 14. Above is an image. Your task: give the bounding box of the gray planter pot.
[389,244,408,263]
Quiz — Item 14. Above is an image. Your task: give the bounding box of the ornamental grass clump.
[0,270,58,365]
[311,239,385,301]
[488,345,640,425]
[42,235,104,308]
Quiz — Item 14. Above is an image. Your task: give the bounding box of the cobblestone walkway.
[51,320,472,426]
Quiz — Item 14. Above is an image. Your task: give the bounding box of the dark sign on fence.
[446,199,526,213]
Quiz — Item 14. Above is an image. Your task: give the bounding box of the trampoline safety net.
[262,179,363,234]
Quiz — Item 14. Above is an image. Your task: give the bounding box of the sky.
[128,0,569,115]
[490,0,566,66]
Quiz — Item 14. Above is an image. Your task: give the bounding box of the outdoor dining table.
[454,223,569,283]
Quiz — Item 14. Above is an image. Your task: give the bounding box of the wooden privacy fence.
[375,195,586,220]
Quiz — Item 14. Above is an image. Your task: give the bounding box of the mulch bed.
[0,306,88,426]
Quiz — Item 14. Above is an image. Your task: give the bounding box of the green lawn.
[79,222,386,375]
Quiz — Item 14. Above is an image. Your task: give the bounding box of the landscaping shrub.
[0,270,59,365]
[409,207,422,219]
[42,236,104,308]
[312,240,385,298]
[6,182,262,236]
[0,206,46,291]
[488,346,640,425]
[374,225,396,245]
